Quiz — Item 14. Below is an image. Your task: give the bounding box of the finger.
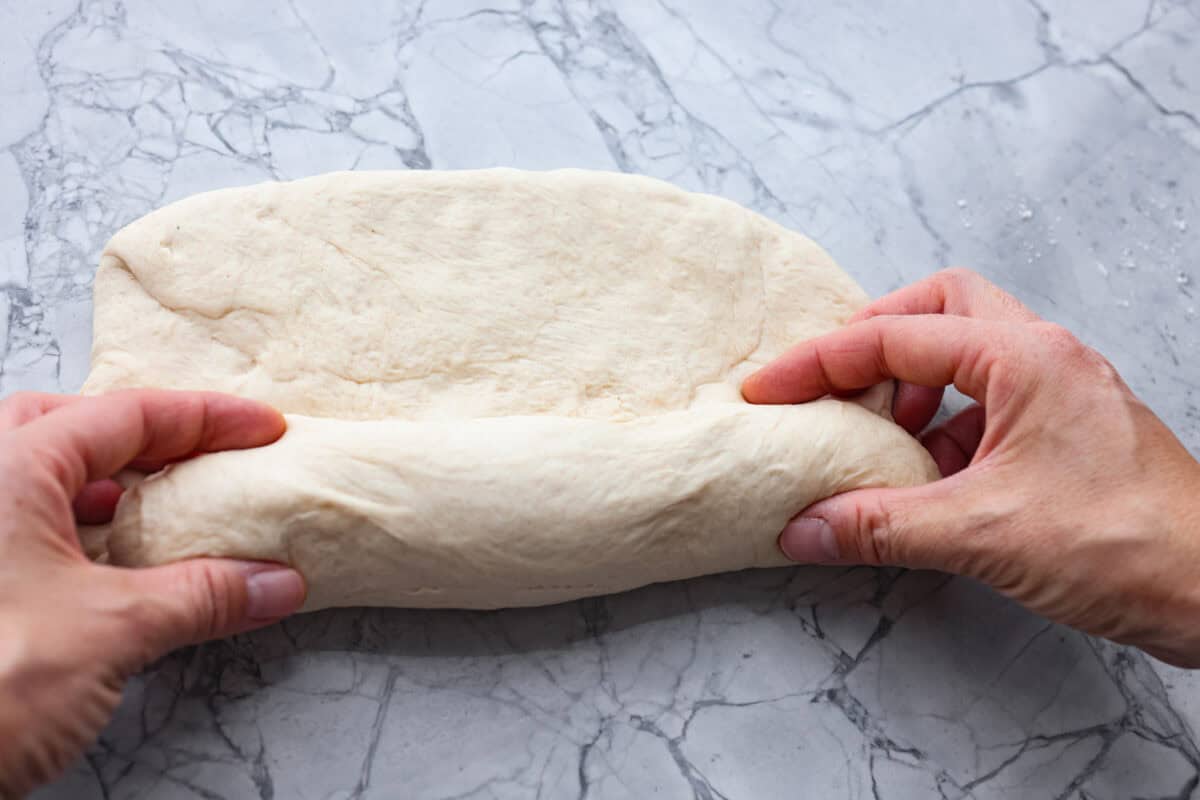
[743,315,1013,407]
[892,382,944,435]
[921,404,987,476]
[117,559,306,656]
[777,480,976,572]
[0,392,80,433]
[13,390,286,497]
[73,480,124,525]
[852,268,1039,324]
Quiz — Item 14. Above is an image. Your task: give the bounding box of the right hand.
[742,269,1200,667]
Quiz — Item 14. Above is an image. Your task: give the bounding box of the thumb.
[779,483,964,571]
[128,559,307,657]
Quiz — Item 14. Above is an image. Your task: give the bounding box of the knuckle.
[1080,348,1122,387]
[0,391,35,425]
[183,562,236,641]
[1031,322,1082,353]
[1030,322,1116,374]
[996,291,1038,321]
[936,268,1008,319]
[137,562,239,649]
[847,497,898,566]
[936,267,986,299]
[938,266,980,287]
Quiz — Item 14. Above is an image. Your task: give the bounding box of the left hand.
[0,390,307,797]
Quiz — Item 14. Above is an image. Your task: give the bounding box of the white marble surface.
[5,0,1199,797]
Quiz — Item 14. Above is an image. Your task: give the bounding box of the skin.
[3,269,1199,793]
[0,390,306,798]
[743,268,1200,668]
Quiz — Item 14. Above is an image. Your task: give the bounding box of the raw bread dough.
[83,169,939,610]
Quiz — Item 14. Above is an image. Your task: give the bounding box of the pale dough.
[82,169,939,610]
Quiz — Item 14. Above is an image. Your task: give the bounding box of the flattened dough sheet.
[82,169,938,609]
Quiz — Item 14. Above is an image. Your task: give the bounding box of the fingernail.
[239,563,306,620]
[780,517,839,563]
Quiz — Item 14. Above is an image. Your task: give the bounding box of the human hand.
[0,390,306,797]
[742,269,1200,667]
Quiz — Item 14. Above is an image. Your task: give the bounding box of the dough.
[82,169,938,610]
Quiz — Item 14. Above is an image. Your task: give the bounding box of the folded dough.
[82,169,938,610]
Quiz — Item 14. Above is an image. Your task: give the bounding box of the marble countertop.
[7,0,1199,797]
